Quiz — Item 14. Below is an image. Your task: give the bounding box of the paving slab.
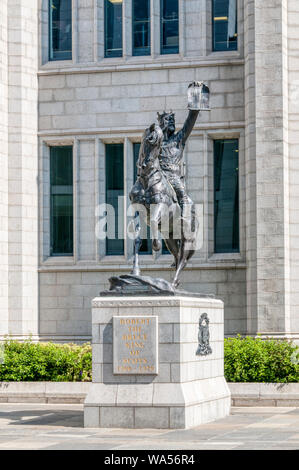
[0,404,297,450]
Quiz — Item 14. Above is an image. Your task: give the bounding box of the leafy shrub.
[0,340,92,382]
[1,337,298,383]
[224,335,299,383]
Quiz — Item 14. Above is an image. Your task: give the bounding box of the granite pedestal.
[84,296,230,429]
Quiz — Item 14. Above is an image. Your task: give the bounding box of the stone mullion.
[178,0,185,58]
[151,0,160,58]
[73,138,79,264]
[123,0,132,59]
[124,138,134,260]
[98,139,106,260]
[72,0,79,64]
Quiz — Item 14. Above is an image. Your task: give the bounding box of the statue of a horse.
[129,123,198,287]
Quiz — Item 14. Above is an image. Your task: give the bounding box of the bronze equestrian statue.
[129,83,201,288]
[104,82,207,295]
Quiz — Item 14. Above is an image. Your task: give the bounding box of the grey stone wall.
[38,267,247,341]
[1,0,298,342]
[37,0,247,341]
[0,0,8,336]
[38,62,246,340]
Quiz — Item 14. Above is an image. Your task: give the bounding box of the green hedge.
[0,337,298,382]
[0,340,92,382]
[224,336,299,383]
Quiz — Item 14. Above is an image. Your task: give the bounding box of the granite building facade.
[0,0,298,343]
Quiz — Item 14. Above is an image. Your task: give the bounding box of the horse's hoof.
[152,239,161,252]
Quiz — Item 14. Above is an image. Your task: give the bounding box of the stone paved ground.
[0,404,298,450]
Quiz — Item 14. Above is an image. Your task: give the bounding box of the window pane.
[106,144,124,255]
[160,0,179,55]
[212,0,238,52]
[162,240,170,254]
[49,0,72,61]
[105,0,123,58]
[133,143,151,254]
[50,146,73,256]
[133,0,150,56]
[214,139,239,253]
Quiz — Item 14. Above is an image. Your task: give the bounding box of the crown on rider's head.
[157,110,175,126]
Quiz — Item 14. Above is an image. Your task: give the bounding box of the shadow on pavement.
[0,408,83,427]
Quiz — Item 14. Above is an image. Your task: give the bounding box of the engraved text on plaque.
[113,316,158,375]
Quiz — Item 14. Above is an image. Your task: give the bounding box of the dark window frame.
[132,0,151,56]
[213,139,239,254]
[160,0,179,55]
[50,146,74,257]
[105,143,124,256]
[49,0,72,61]
[133,143,152,254]
[212,0,238,52]
[104,0,123,59]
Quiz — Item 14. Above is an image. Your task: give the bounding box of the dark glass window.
[160,0,179,55]
[105,0,123,58]
[162,240,170,254]
[133,143,151,254]
[50,146,73,256]
[49,0,72,61]
[106,144,124,255]
[132,0,150,56]
[212,0,238,52]
[214,139,239,253]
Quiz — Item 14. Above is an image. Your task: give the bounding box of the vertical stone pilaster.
[287,0,299,336]
[245,0,290,336]
[7,0,39,337]
[0,0,9,336]
[244,0,257,335]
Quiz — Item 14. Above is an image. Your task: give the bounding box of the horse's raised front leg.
[131,211,142,276]
[172,247,188,287]
[164,237,179,270]
[150,204,162,252]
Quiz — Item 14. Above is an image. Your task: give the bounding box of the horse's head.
[140,123,163,173]
[146,123,163,146]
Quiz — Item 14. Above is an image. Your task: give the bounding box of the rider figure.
[157,107,199,215]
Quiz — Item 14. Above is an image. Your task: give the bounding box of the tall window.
[105,0,123,58]
[49,0,72,61]
[212,0,238,52]
[160,0,179,55]
[133,143,151,254]
[50,146,73,256]
[214,139,239,253]
[106,144,124,255]
[132,0,150,56]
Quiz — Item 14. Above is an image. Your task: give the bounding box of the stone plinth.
[84,296,230,429]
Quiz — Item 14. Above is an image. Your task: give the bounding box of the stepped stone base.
[84,295,230,429]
